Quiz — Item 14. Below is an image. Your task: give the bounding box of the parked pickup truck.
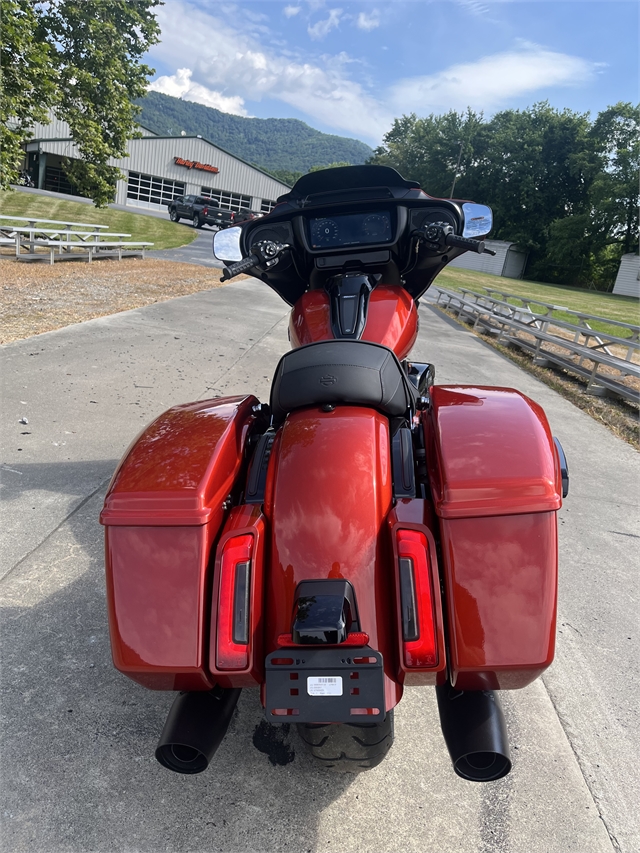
[167,196,257,229]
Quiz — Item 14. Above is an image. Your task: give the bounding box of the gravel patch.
[0,256,247,343]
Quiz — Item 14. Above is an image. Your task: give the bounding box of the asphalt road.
[148,228,225,268]
[1,279,638,853]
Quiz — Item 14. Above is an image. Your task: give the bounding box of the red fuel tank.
[289,285,418,360]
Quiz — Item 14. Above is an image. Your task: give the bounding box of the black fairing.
[239,165,482,306]
[277,165,420,203]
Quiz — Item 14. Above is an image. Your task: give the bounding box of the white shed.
[447,240,528,279]
[613,254,640,297]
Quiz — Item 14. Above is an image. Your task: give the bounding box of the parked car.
[231,209,259,225]
[167,196,235,229]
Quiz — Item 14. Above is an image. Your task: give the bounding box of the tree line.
[369,102,639,290]
[3,1,637,289]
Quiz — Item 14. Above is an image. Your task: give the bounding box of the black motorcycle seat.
[270,340,415,424]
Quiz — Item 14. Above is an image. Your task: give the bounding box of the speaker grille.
[250,223,293,247]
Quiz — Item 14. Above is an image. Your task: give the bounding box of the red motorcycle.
[100,166,568,780]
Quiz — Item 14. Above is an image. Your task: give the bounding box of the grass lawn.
[0,190,198,251]
[436,267,640,337]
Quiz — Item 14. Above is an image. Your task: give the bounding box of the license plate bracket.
[265,647,385,723]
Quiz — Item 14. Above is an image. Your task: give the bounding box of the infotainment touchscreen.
[309,210,392,249]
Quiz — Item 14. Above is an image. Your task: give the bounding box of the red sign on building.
[174,157,220,174]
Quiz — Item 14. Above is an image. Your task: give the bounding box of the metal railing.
[431,285,640,404]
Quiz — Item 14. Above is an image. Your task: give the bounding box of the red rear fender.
[263,407,402,710]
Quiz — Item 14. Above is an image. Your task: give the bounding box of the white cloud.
[148,4,601,144]
[150,2,390,139]
[148,68,249,116]
[389,44,600,114]
[356,11,380,31]
[455,0,490,16]
[308,8,343,40]
[283,4,301,16]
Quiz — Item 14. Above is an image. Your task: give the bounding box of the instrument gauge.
[362,214,391,241]
[311,218,339,247]
[419,210,457,230]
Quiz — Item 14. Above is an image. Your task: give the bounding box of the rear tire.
[297,711,394,772]
[193,214,203,229]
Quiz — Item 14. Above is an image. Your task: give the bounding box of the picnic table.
[15,240,153,264]
[0,226,133,257]
[480,285,640,343]
[0,214,153,264]
[0,214,109,230]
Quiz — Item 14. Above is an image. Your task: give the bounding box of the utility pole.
[449,142,463,199]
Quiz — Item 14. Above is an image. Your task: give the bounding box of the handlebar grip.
[445,234,485,253]
[220,253,260,282]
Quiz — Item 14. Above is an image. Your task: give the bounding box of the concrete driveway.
[1,279,638,853]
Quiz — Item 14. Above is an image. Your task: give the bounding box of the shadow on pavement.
[1,487,355,853]
[1,460,120,502]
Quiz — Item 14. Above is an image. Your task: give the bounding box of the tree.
[1,0,57,186]
[262,167,304,187]
[590,102,639,256]
[1,0,161,205]
[544,103,639,290]
[369,102,621,287]
[369,109,485,199]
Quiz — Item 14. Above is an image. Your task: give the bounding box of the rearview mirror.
[462,203,492,238]
[213,226,243,262]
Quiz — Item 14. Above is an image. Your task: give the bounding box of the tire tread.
[297,711,394,772]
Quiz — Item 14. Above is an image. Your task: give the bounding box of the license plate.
[307,676,343,696]
[264,647,385,723]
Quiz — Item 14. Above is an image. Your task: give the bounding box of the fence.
[431,285,640,405]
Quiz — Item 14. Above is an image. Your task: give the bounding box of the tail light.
[216,534,253,670]
[203,206,208,215]
[396,529,437,667]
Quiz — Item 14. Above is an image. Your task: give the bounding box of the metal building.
[613,253,640,298]
[447,239,528,279]
[23,113,290,214]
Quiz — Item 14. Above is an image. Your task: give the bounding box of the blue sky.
[147,0,639,146]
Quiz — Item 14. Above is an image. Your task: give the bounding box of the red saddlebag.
[424,386,563,690]
[100,395,259,690]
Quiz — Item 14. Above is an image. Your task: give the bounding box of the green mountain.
[135,92,373,174]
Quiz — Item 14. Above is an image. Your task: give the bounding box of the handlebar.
[220,240,291,282]
[220,253,260,282]
[445,233,496,256]
[445,234,486,253]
